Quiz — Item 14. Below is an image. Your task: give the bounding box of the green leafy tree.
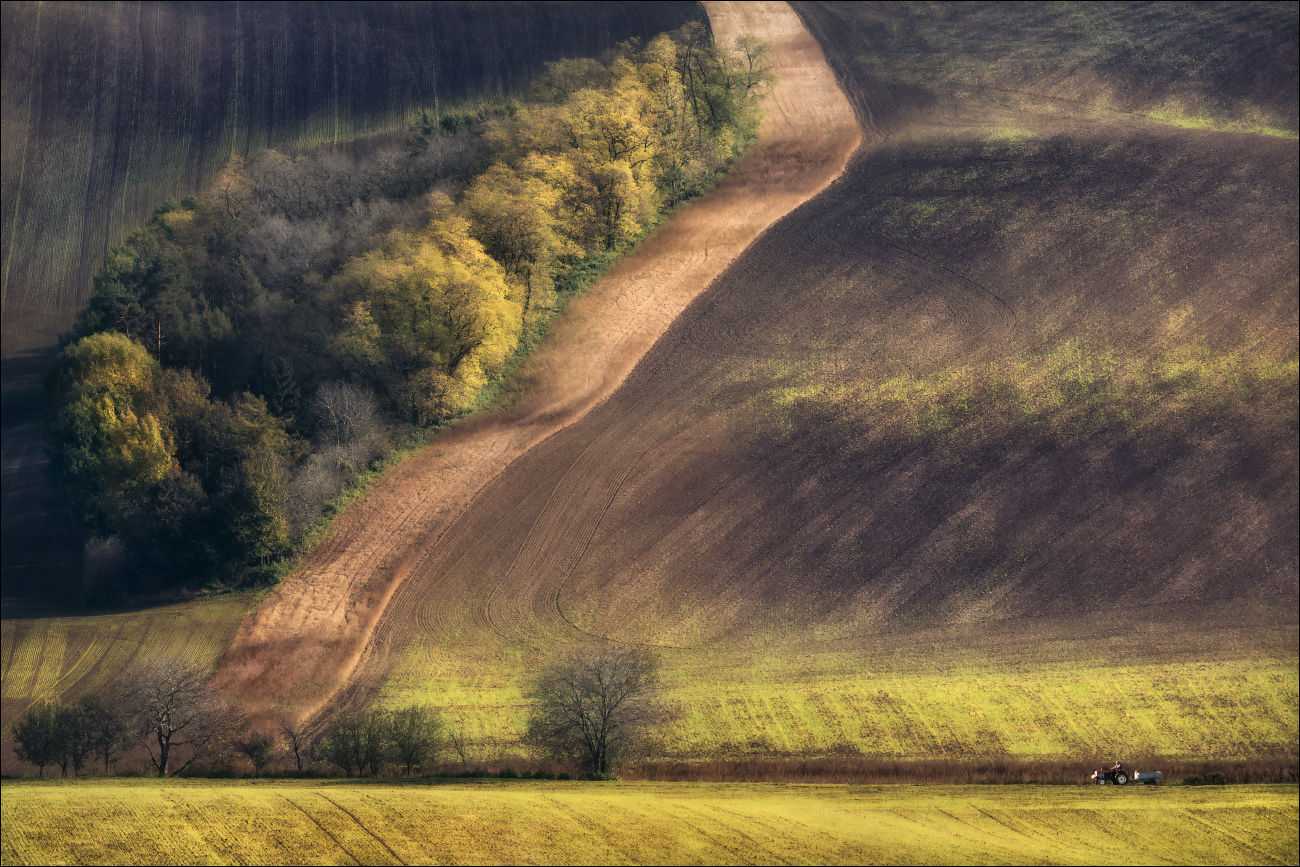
[11,703,63,777]
[388,705,444,776]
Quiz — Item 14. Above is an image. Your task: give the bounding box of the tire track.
[214,0,863,727]
[314,792,407,866]
[278,795,362,866]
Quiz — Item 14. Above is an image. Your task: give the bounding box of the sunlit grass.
[1143,101,1300,140]
[2,779,1296,866]
[376,635,1299,762]
[768,337,1299,449]
[0,595,251,704]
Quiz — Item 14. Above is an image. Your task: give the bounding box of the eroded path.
[213,1,861,725]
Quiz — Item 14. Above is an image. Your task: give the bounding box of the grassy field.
[2,780,1295,866]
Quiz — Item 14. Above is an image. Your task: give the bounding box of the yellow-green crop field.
[0,595,250,706]
[1,780,1295,866]
[379,628,1300,761]
[3,599,1295,766]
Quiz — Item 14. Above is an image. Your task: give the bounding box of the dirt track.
[213,1,862,724]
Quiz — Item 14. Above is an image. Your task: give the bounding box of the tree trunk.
[157,732,170,777]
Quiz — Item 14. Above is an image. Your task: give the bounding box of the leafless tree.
[279,716,308,773]
[446,718,472,770]
[524,646,664,777]
[117,662,243,777]
[312,381,380,451]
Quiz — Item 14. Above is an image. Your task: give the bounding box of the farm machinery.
[1090,762,1163,785]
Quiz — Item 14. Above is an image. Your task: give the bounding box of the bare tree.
[524,647,664,777]
[389,705,443,776]
[446,717,472,770]
[118,663,242,777]
[312,381,379,451]
[279,716,308,773]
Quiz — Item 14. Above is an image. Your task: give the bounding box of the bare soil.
[213,1,862,725]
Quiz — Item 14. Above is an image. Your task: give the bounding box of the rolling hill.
[329,0,1298,759]
[3,0,1296,773]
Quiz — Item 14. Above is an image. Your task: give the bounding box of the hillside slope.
[211,0,862,727]
[0,0,701,599]
[335,1,1297,757]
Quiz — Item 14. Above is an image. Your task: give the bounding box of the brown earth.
[219,0,1299,732]
[212,0,862,725]
[316,0,1297,729]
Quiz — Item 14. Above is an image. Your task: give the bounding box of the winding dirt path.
[213,1,861,725]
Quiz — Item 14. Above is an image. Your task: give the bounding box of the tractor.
[1091,762,1163,785]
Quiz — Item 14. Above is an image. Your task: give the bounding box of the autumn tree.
[330,208,522,423]
[463,161,579,324]
[52,332,175,530]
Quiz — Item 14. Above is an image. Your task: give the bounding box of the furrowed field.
[0,596,248,710]
[4,605,1294,768]
[376,620,1299,762]
[1,780,1296,866]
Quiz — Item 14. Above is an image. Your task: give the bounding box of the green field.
[0,595,250,707]
[376,623,1299,762]
[2,780,1295,866]
[4,603,1293,768]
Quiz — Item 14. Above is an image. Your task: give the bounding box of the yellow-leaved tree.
[53,332,176,526]
[331,197,522,424]
[463,161,581,325]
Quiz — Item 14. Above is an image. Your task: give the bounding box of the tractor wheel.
[1115,773,1129,785]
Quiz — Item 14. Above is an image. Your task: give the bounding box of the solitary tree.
[279,716,308,774]
[118,662,241,776]
[524,647,663,777]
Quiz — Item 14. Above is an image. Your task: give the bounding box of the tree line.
[10,647,663,779]
[50,24,767,599]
